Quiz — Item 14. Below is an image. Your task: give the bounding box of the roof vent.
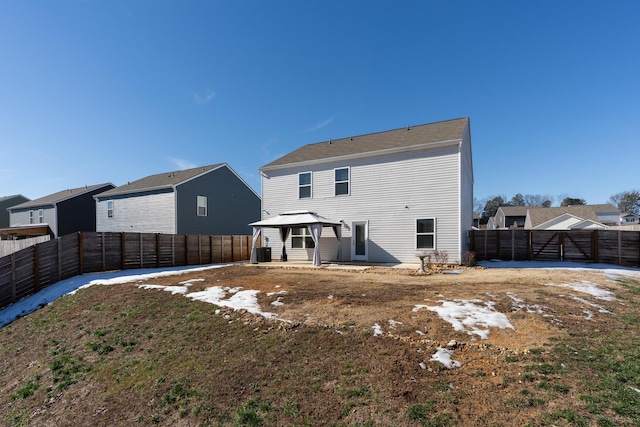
[328,139,332,144]
[406,125,411,130]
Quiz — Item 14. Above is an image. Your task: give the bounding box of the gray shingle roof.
[497,206,530,216]
[10,184,114,210]
[527,205,603,228]
[96,164,224,198]
[261,117,469,170]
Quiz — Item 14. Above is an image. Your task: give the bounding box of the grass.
[2,265,640,426]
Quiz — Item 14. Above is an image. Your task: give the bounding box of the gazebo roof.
[249,210,342,228]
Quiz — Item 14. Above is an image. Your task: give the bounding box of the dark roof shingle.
[10,184,114,209]
[261,117,469,169]
[96,164,224,198]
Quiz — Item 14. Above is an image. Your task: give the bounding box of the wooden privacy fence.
[469,229,640,268]
[0,231,254,310]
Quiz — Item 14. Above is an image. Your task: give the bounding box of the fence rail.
[469,229,640,268]
[0,231,254,310]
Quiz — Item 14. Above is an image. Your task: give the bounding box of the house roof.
[9,184,114,210]
[527,205,603,228]
[0,195,29,203]
[588,203,619,213]
[260,117,469,170]
[96,164,225,198]
[497,206,529,217]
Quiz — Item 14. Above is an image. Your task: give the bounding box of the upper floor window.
[291,227,315,248]
[416,218,436,249]
[107,200,114,218]
[29,210,34,224]
[38,209,44,223]
[299,172,312,199]
[197,196,208,216]
[334,167,350,196]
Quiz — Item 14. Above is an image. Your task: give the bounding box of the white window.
[197,196,207,216]
[107,200,114,218]
[298,172,312,199]
[291,227,315,248]
[38,209,44,223]
[334,167,350,196]
[416,218,436,249]
[29,210,34,224]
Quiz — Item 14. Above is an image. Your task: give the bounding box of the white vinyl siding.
[96,192,176,234]
[261,143,465,263]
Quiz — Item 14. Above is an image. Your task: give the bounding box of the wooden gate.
[530,231,593,262]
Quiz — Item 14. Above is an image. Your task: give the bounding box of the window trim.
[298,172,312,199]
[107,200,114,218]
[416,218,436,250]
[29,210,34,224]
[291,226,315,249]
[38,209,44,223]
[334,166,350,196]
[197,195,208,217]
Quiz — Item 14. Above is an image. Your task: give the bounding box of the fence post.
[210,235,214,264]
[78,232,84,275]
[171,234,175,266]
[198,235,202,265]
[34,243,40,292]
[58,237,63,281]
[592,230,599,264]
[527,231,532,261]
[11,253,16,304]
[618,230,622,266]
[511,228,515,261]
[140,233,144,268]
[120,232,126,270]
[156,234,161,268]
[102,232,106,271]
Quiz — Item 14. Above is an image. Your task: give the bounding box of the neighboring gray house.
[5,184,115,238]
[95,163,260,235]
[0,195,30,230]
[258,117,474,264]
[493,206,529,229]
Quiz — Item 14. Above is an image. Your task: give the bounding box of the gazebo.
[249,210,343,266]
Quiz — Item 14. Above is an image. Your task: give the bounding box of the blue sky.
[1,1,638,206]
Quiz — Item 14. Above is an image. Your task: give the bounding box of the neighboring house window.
[334,167,350,196]
[38,209,44,223]
[291,227,315,248]
[107,200,114,218]
[299,172,312,199]
[29,210,34,224]
[416,218,436,249]
[197,196,208,216]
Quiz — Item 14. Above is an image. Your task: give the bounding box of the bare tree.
[523,194,554,207]
[610,190,640,214]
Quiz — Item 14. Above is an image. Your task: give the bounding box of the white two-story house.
[258,117,474,265]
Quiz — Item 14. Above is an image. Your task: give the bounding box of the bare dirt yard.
[2,262,639,426]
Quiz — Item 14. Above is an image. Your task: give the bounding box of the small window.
[334,167,350,196]
[197,196,207,216]
[291,227,315,249]
[299,172,312,199]
[29,210,34,224]
[38,209,44,223]
[107,200,114,218]
[416,218,436,249]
